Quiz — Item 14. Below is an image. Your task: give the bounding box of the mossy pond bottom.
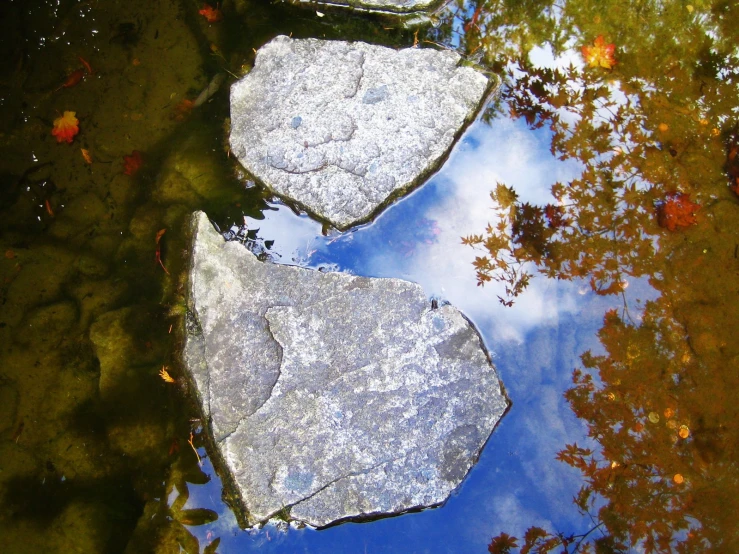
[1,0,738,552]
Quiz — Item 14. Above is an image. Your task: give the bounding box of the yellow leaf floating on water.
[51,111,80,144]
[648,411,660,423]
[159,366,175,383]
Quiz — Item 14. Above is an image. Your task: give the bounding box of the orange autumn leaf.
[657,192,699,231]
[123,150,143,176]
[78,56,94,75]
[582,35,617,69]
[81,148,93,164]
[199,3,222,22]
[159,366,176,383]
[55,68,85,92]
[51,111,80,144]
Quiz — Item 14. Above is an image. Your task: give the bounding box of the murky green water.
[1,0,737,552]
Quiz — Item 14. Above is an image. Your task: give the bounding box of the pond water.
[1,0,737,552]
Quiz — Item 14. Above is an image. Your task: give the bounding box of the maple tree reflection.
[436,0,739,551]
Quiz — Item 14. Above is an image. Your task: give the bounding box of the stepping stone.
[184,211,509,527]
[229,36,490,230]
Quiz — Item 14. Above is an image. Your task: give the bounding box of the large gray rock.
[229,36,490,230]
[184,211,509,527]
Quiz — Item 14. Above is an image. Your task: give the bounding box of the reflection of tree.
[490,240,739,551]
[440,0,739,551]
[457,0,736,305]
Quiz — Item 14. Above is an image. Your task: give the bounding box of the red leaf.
[55,69,85,92]
[78,56,94,75]
[582,35,617,69]
[123,150,143,176]
[656,192,699,231]
[51,111,80,144]
[199,3,223,22]
[155,228,170,275]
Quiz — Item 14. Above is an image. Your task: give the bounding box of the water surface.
[1,0,737,552]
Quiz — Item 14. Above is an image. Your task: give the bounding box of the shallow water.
[1,0,737,552]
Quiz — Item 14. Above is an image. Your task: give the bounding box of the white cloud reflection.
[228,108,655,551]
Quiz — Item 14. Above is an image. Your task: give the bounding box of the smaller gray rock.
[230,36,490,230]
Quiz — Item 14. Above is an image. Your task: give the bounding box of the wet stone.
[229,36,490,230]
[184,211,509,527]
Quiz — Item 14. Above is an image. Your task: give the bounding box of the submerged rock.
[229,36,490,230]
[184,211,508,527]
[289,0,440,14]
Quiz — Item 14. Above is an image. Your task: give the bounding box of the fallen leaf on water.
[155,228,170,275]
[679,425,690,439]
[81,148,93,164]
[78,55,94,75]
[159,366,176,383]
[582,35,617,69]
[657,192,699,231]
[199,3,223,22]
[674,473,685,484]
[51,111,80,144]
[123,150,143,176]
[44,199,54,217]
[55,68,85,92]
[5,249,15,259]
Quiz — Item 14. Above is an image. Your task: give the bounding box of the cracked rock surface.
[229,36,490,230]
[184,211,509,527]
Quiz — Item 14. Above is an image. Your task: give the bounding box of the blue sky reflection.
[195,113,658,552]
